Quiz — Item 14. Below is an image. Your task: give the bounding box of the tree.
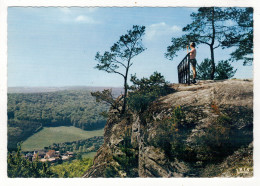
[221,8,253,65]
[165,7,252,79]
[94,25,146,114]
[196,58,237,80]
[196,58,212,80]
[215,60,237,80]
[166,8,227,79]
[128,72,174,113]
[91,89,122,113]
[7,144,56,177]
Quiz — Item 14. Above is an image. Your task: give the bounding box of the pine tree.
[166,7,253,79]
[94,25,146,114]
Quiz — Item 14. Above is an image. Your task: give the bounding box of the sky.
[7,7,253,87]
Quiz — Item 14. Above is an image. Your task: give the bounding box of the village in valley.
[23,150,75,163]
[20,136,104,164]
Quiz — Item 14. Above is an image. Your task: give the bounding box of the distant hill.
[8,86,124,97]
[8,88,122,151]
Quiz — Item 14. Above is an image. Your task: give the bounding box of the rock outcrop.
[83,79,253,178]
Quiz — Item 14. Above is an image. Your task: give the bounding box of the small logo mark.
[236,167,252,174]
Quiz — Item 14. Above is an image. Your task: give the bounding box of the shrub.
[149,106,191,160]
[127,72,174,113]
[186,114,236,165]
[196,58,212,80]
[111,129,138,177]
[104,165,120,178]
[51,158,93,178]
[196,58,237,80]
[8,144,56,178]
[149,105,243,167]
[215,60,237,80]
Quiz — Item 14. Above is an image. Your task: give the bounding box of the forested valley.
[7,89,114,151]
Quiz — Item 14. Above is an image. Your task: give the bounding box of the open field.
[82,152,97,159]
[21,126,104,151]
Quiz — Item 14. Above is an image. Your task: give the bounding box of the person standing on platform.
[187,42,197,84]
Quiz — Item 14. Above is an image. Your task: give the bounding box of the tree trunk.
[121,52,132,114]
[122,63,131,114]
[210,45,215,80]
[122,76,128,114]
[210,7,216,80]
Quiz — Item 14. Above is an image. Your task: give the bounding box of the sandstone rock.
[83,79,253,178]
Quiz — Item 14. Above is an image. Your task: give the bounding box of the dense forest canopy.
[8,89,110,151]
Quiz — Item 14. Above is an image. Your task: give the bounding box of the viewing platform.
[177,54,190,85]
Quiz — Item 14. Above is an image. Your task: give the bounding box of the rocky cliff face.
[83,79,253,178]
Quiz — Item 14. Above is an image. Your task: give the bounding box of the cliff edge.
[83,79,253,178]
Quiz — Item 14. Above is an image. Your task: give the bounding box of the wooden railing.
[177,54,190,84]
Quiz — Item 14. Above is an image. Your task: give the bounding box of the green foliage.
[8,119,42,151]
[8,90,108,130]
[8,149,92,178]
[201,143,253,177]
[196,58,237,80]
[45,136,104,154]
[21,126,104,152]
[186,114,235,165]
[172,105,186,129]
[166,7,253,79]
[221,8,253,65]
[196,58,212,80]
[95,25,146,74]
[185,104,252,168]
[128,72,174,113]
[205,115,232,146]
[91,89,122,112]
[9,133,98,178]
[8,90,108,150]
[166,7,228,79]
[95,25,146,114]
[110,129,138,177]
[51,158,93,178]
[165,35,190,59]
[215,60,237,80]
[149,104,252,173]
[149,106,189,160]
[8,144,56,178]
[104,165,120,178]
[76,153,83,160]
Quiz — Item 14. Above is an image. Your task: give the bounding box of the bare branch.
[197,39,211,46]
[213,44,221,49]
[110,68,125,78]
[113,58,127,68]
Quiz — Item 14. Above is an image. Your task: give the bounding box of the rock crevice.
[84,79,253,178]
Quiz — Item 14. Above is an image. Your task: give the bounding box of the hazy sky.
[8,7,253,87]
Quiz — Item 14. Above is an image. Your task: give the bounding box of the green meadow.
[21,126,104,151]
[82,152,97,159]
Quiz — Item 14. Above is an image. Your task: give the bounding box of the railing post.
[177,54,190,85]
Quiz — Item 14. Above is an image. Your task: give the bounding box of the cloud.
[86,7,99,13]
[145,22,182,41]
[59,14,99,24]
[170,25,182,32]
[59,7,99,24]
[59,7,72,14]
[75,15,97,24]
[60,7,98,14]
